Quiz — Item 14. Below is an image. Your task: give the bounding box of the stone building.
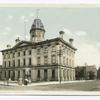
[75,65,97,80]
[0,17,77,82]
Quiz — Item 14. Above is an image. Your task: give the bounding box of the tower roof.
[30,18,45,33]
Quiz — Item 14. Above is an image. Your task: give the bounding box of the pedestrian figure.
[7,78,11,86]
[18,78,23,85]
[24,78,29,85]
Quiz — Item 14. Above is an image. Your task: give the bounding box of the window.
[44,69,47,80]
[8,54,10,59]
[51,55,56,64]
[23,59,26,66]
[44,47,48,54]
[69,59,71,66]
[18,59,20,66]
[29,50,31,55]
[13,60,15,67]
[72,60,74,67]
[18,52,20,57]
[4,55,6,59]
[8,61,11,67]
[37,49,41,55]
[37,57,41,65]
[44,56,48,64]
[52,69,55,78]
[12,53,15,58]
[23,51,26,56]
[52,46,56,52]
[63,57,65,65]
[29,70,31,77]
[37,70,40,78]
[29,58,32,65]
[66,58,68,65]
[18,71,20,78]
[4,61,6,67]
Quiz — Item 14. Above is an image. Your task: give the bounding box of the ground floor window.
[44,69,47,80]
[18,71,20,78]
[37,70,40,78]
[52,69,55,79]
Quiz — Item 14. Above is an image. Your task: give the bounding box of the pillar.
[20,70,23,78]
[40,69,44,81]
[15,70,18,80]
[48,69,52,81]
[6,71,9,79]
[2,71,5,80]
[31,69,37,82]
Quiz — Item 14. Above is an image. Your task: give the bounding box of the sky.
[0,6,100,68]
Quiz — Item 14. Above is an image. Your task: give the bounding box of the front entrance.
[44,69,47,81]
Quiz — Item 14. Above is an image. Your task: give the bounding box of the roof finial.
[36,9,40,19]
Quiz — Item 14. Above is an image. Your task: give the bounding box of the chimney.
[6,44,11,49]
[15,37,20,43]
[59,31,65,39]
[69,38,74,45]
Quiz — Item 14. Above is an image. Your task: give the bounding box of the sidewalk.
[29,80,94,86]
[0,80,94,86]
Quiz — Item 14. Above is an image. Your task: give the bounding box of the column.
[48,69,52,81]
[65,70,68,81]
[40,69,44,81]
[31,69,37,82]
[67,69,69,80]
[73,69,75,80]
[68,69,71,81]
[2,71,5,80]
[6,71,9,79]
[20,70,23,78]
[15,70,18,80]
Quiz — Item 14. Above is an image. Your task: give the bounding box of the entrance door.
[44,69,47,81]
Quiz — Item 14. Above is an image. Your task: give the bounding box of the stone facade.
[0,17,76,82]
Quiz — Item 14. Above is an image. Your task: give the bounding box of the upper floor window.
[37,48,41,55]
[23,51,26,56]
[29,50,32,55]
[13,60,15,67]
[37,57,41,65]
[8,54,10,59]
[8,61,11,67]
[4,61,6,67]
[23,59,26,66]
[63,57,65,65]
[4,55,6,59]
[18,59,20,66]
[66,58,68,65]
[44,56,48,64]
[12,53,15,58]
[51,55,56,64]
[29,58,32,65]
[18,52,20,57]
[44,47,48,54]
[52,46,56,52]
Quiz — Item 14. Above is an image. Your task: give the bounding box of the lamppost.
[58,46,63,84]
